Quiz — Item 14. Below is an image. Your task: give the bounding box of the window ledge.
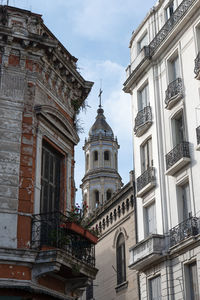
[137,180,156,198]
[165,157,190,176]
[115,281,128,293]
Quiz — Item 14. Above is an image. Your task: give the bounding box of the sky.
[7,0,156,203]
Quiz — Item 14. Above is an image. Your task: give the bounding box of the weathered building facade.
[0,5,97,300]
[81,106,138,300]
[124,0,200,299]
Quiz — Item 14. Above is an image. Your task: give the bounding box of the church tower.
[81,96,123,215]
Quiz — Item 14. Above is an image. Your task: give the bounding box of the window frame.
[165,1,174,21]
[104,150,110,161]
[116,233,126,285]
[40,138,66,214]
[144,201,157,236]
[137,31,148,53]
[137,83,149,112]
[141,137,153,172]
[149,275,162,300]
[177,181,191,222]
[171,109,185,147]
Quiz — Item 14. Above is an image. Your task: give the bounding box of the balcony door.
[141,138,153,172]
[172,112,185,147]
[179,182,191,222]
[138,84,149,111]
[40,141,61,214]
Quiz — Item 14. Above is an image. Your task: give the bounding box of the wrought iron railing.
[124,0,197,85]
[169,216,199,247]
[166,141,190,170]
[196,126,200,145]
[137,167,155,193]
[31,212,95,267]
[134,106,152,134]
[148,0,196,57]
[194,52,200,76]
[165,78,183,105]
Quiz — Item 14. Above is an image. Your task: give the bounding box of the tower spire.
[98,88,103,108]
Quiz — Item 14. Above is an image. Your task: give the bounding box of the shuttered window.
[40,141,61,214]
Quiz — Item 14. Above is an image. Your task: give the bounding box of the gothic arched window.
[116,233,126,285]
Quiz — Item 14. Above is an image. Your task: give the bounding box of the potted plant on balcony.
[63,202,99,244]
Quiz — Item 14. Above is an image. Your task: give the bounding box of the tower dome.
[81,97,123,215]
[89,108,114,139]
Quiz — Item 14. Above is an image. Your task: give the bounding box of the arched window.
[114,209,117,221]
[86,154,89,171]
[95,190,99,208]
[104,150,110,161]
[94,151,98,161]
[106,189,112,201]
[116,233,126,285]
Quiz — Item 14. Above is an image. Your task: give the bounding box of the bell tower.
[81,93,122,215]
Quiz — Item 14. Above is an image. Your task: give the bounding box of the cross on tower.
[98,88,103,108]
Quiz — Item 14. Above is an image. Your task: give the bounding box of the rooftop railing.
[148,0,196,57]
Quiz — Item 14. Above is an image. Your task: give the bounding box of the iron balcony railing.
[169,216,199,247]
[148,0,196,57]
[165,78,183,105]
[166,141,190,170]
[194,52,200,76]
[196,126,200,145]
[124,0,197,86]
[31,211,95,267]
[137,167,155,193]
[134,106,152,135]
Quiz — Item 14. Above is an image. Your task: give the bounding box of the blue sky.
[9,0,156,203]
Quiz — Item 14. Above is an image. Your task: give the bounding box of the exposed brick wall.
[0,264,31,280]
[38,275,65,294]
[17,82,36,248]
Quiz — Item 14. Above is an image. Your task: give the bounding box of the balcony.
[165,141,190,175]
[194,52,200,79]
[196,126,200,150]
[136,167,156,197]
[125,46,150,79]
[124,0,199,93]
[129,234,166,271]
[170,216,199,248]
[31,212,98,287]
[134,106,152,137]
[165,78,183,109]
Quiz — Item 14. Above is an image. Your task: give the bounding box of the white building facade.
[124,0,200,299]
